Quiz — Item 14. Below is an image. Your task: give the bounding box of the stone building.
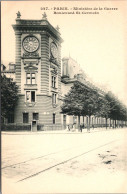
[10,12,63,130]
[61,56,107,129]
[1,63,15,81]
[2,12,108,130]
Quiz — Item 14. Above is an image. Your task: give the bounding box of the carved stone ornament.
[49,57,59,66]
[42,12,47,20]
[52,103,57,108]
[16,11,21,19]
[51,68,58,75]
[22,52,40,59]
[22,59,39,66]
[24,102,36,107]
[56,25,60,31]
[50,63,58,71]
[24,64,38,72]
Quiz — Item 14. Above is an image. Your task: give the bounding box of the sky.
[1,1,127,106]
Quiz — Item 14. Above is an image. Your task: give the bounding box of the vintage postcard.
[1,1,127,194]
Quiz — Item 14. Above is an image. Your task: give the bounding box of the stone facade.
[11,13,63,129]
[2,13,111,130]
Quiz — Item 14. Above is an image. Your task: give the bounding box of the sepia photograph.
[1,1,127,193]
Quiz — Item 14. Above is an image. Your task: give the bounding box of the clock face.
[50,43,58,58]
[23,36,39,52]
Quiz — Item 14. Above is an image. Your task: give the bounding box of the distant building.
[1,62,15,81]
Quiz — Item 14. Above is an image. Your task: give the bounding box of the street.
[2,128,127,193]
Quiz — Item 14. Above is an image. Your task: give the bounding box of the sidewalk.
[2,127,124,135]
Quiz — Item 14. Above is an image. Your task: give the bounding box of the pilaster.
[15,32,21,93]
[40,32,49,94]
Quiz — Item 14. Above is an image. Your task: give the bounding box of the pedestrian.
[92,124,94,130]
[80,124,82,132]
[73,123,76,131]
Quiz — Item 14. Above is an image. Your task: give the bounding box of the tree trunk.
[119,120,121,128]
[97,117,98,128]
[113,120,114,128]
[122,120,123,128]
[98,118,100,128]
[78,115,80,130]
[86,116,88,129]
[105,118,107,129]
[83,116,84,126]
[88,115,91,131]
[115,120,116,128]
[109,118,111,128]
[101,117,103,128]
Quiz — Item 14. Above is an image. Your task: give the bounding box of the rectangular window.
[31,91,35,102]
[23,113,29,123]
[26,91,31,102]
[63,115,66,126]
[26,73,36,84]
[63,115,66,122]
[31,73,35,84]
[26,91,35,102]
[8,113,14,123]
[33,113,39,120]
[52,93,57,104]
[26,73,31,84]
[53,113,55,124]
[73,116,77,124]
[51,76,56,88]
[52,76,53,87]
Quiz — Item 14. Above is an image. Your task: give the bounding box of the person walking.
[68,124,70,131]
[80,124,83,132]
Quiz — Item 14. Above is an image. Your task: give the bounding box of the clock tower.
[12,12,63,129]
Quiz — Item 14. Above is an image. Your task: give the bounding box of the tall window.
[52,93,57,104]
[63,115,66,128]
[33,113,39,120]
[31,91,35,102]
[53,113,56,124]
[8,113,14,123]
[51,76,56,88]
[23,113,29,123]
[73,116,77,124]
[26,73,35,84]
[26,91,35,102]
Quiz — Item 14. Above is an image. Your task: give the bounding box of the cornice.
[12,19,63,43]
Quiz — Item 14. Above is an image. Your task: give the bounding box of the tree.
[105,92,127,128]
[82,88,99,129]
[61,81,85,127]
[96,95,110,129]
[61,81,127,130]
[1,75,18,120]
[61,81,99,129]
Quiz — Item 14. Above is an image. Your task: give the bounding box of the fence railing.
[1,123,64,131]
[1,123,126,131]
[1,123,31,131]
[43,125,63,131]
